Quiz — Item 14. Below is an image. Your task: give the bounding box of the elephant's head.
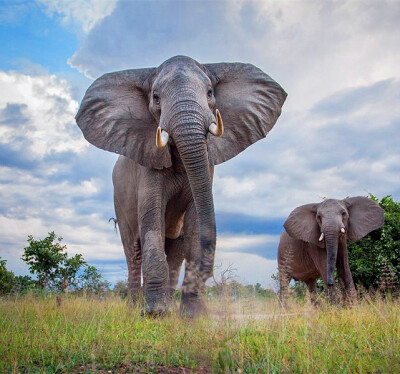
[284,197,384,287]
[76,55,286,279]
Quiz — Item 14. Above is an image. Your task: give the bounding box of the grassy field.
[0,294,399,373]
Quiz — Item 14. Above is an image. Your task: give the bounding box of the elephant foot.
[142,291,171,317]
[310,299,322,309]
[166,288,179,312]
[343,289,357,306]
[180,293,207,318]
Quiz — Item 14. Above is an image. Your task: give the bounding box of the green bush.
[21,232,108,294]
[348,194,400,290]
[0,258,15,295]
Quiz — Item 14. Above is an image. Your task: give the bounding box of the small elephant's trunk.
[323,228,339,287]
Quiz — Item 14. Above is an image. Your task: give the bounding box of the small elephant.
[278,197,384,304]
[76,55,286,316]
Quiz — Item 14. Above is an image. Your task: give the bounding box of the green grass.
[0,294,399,373]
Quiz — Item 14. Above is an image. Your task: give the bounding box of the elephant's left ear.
[76,68,172,170]
[343,197,385,243]
[204,63,287,165]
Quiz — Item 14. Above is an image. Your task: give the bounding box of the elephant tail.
[108,217,118,233]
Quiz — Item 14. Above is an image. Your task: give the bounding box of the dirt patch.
[230,312,305,320]
[211,311,307,322]
[74,362,211,373]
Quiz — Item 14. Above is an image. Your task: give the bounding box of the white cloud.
[217,233,279,252]
[213,251,278,289]
[68,0,400,110]
[0,212,122,277]
[37,0,117,33]
[0,70,87,158]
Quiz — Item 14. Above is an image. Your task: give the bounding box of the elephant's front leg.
[337,240,357,302]
[138,180,169,315]
[309,249,338,303]
[180,202,209,318]
[306,278,320,307]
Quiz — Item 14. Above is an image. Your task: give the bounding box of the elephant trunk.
[323,225,339,287]
[172,112,216,288]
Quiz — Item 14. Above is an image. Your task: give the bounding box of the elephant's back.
[113,156,139,232]
[112,155,138,184]
[278,230,318,280]
[278,230,303,256]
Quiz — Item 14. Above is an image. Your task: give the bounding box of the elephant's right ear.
[343,196,385,243]
[284,203,324,248]
[76,68,171,169]
[204,63,287,165]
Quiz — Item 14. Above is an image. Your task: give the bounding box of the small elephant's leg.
[180,203,207,318]
[306,278,319,306]
[337,242,357,302]
[309,250,337,303]
[278,269,290,308]
[165,236,185,302]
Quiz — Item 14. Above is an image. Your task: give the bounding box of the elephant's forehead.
[155,61,210,88]
[319,199,346,212]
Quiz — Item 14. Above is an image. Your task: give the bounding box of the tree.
[211,263,238,297]
[0,258,15,295]
[348,194,400,291]
[56,254,86,293]
[22,232,67,290]
[13,275,35,294]
[114,280,128,299]
[21,232,91,293]
[80,265,110,294]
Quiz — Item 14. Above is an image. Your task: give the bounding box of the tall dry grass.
[0,293,399,373]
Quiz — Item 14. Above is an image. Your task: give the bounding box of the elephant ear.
[204,63,287,165]
[343,197,385,243]
[76,68,171,169]
[283,203,324,248]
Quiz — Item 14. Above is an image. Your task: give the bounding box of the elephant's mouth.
[155,109,223,149]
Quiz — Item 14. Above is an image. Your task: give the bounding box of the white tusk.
[156,127,169,148]
[341,227,346,233]
[319,232,324,241]
[209,123,218,135]
[208,109,224,136]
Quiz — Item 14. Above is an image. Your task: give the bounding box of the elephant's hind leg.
[165,236,185,305]
[306,278,320,307]
[278,269,290,309]
[115,199,142,304]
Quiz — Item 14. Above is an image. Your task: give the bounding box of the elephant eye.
[341,211,347,217]
[317,214,322,222]
[153,93,160,105]
[207,89,213,98]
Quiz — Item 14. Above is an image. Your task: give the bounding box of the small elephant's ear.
[343,197,385,243]
[76,68,171,169]
[204,63,287,165]
[283,203,324,248]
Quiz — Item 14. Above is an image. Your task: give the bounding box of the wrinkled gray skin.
[278,197,384,304]
[76,55,286,317]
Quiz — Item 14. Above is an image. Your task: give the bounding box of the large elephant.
[278,197,384,304]
[76,55,286,316]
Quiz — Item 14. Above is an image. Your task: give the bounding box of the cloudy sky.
[0,0,399,288]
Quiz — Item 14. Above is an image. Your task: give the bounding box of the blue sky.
[0,0,399,287]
